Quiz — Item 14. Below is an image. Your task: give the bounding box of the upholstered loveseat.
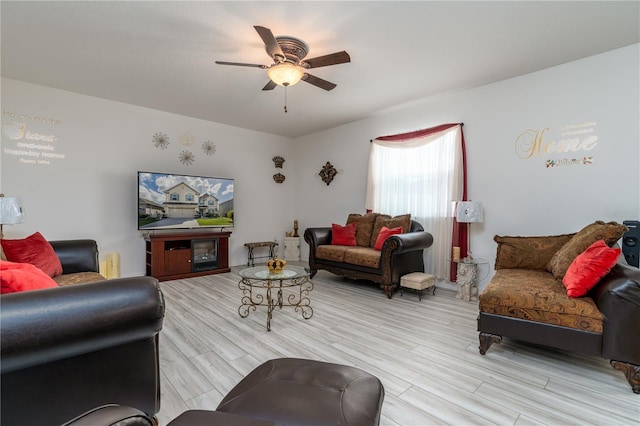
[477,221,640,393]
[304,213,434,298]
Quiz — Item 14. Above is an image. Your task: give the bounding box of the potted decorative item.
[267,256,287,273]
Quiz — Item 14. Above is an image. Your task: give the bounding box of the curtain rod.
[370,122,463,142]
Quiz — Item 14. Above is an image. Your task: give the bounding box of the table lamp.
[0,194,26,238]
[456,200,483,261]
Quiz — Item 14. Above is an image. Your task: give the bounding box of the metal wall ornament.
[179,150,195,166]
[153,132,170,149]
[202,140,216,156]
[180,132,195,146]
[318,161,337,185]
[272,155,285,168]
[273,173,285,183]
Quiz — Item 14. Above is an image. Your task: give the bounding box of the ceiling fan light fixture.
[267,62,304,87]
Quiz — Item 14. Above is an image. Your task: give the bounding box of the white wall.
[294,44,640,290]
[3,45,638,285]
[1,79,296,276]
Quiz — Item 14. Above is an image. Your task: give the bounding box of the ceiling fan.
[216,26,350,91]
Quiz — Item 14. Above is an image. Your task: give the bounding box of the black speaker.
[622,220,639,268]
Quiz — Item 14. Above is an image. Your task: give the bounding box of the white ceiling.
[2,1,639,138]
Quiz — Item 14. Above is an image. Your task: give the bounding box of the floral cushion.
[343,247,381,269]
[479,269,603,333]
[547,221,628,280]
[494,233,574,270]
[316,245,349,263]
[346,213,379,247]
[54,272,106,286]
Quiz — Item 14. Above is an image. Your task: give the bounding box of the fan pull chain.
[284,85,288,113]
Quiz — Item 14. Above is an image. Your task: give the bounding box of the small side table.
[244,241,278,267]
[283,237,301,261]
[453,258,489,302]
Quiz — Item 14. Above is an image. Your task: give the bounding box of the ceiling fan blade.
[254,26,284,60]
[262,80,277,91]
[302,73,337,91]
[215,61,267,69]
[303,51,350,69]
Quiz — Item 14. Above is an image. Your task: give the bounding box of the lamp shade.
[267,62,304,87]
[0,196,25,225]
[456,201,483,223]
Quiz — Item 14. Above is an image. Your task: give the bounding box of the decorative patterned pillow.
[1,232,63,277]
[346,213,379,247]
[370,214,411,247]
[547,221,628,280]
[494,233,575,270]
[562,240,620,297]
[331,223,357,246]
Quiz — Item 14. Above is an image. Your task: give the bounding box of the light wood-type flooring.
[156,264,639,425]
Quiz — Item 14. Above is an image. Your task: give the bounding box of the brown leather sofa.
[305,216,434,298]
[478,231,640,394]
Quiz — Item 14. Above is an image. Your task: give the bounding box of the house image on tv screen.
[198,193,220,218]
[138,171,234,230]
[163,182,201,218]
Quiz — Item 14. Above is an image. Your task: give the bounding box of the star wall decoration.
[153,132,170,149]
[202,140,216,156]
[179,150,195,166]
[180,132,195,146]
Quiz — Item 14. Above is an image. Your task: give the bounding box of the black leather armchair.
[0,276,165,425]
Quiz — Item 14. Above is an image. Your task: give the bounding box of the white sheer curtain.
[366,125,464,279]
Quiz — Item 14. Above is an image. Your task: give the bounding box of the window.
[367,124,465,279]
[170,193,179,201]
[186,194,194,202]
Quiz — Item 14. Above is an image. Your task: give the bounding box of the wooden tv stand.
[145,231,231,281]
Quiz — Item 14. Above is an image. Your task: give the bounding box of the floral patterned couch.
[477,221,640,393]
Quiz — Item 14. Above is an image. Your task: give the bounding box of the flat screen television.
[138,171,234,231]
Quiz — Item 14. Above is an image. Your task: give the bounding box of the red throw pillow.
[1,232,63,277]
[562,239,620,297]
[1,260,59,294]
[374,226,403,250]
[331,223,357,246]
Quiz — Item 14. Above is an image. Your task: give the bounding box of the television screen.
[138,171,234,230]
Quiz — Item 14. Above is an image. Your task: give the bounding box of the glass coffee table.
[238,266,313,331]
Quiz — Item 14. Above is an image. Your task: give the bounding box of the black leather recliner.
[1,276,165,426]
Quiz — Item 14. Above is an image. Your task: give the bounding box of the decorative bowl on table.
[267,256,287,273]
